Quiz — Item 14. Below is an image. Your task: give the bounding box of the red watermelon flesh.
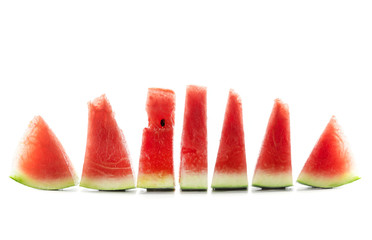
[252,99,292,188]
[297,116,360,188]
[211,89,248,189]
[137,88,175,189]
[80,95,135,190]
[179,85,208,190]
[10,116,78,190]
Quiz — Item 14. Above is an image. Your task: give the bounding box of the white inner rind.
[80,175,135,190]
[252,170,293,188]
[180,172,208,189]
[297,172,360,188]
[137,174,175,189]
[211,172,248,189]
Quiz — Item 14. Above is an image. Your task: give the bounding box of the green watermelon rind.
[211,173,248,189]
[180,173,208,190]
[137,174,175,189]
[10,172,77,190]
[80,176,135,190]
[252,170,293,188]
[297,172,361,188]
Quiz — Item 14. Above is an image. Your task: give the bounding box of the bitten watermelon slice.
[211,89,248,189]
[179,85,208,190]
[10,116,78,190]
[297,116,360,188]
[137,88,176,189]
[252,99,292,188]
[80,95,135,190]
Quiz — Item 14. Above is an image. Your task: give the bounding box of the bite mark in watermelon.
[80,95,135,190]
[137,88,176,189]
[10,116,78,190]
[297,116,360,188]
[252,99,293,188]
[211,89,248,189]
[179,85,208,190]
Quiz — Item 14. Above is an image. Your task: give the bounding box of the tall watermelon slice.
[297,116,360,188]
[80,95,135,190]
[211,89,248,189]
[179,85,208,190]
[137,88,176,189]
[252,99,292,188]
[10,116,78,190]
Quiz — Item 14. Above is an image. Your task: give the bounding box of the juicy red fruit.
[254,99,291,173]
[81,95,134,179]
[137,88,176,188]
[302,116,352,175]
[19,116,74,180]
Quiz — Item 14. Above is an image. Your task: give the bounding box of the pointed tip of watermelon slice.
[28,115,45,129]
[89,94,113,112]
[228,88,240,100]
[274,98,289,110]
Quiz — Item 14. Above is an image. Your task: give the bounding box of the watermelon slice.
[297,116,360,188]
[137,88,176,189]
[252,99,293,188]
[211,89,248,189]
[10,116,78,190]
[80,95,135,190]
[179,85,208,190]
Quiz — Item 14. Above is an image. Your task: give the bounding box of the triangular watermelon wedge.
[80,95,135,190]
[211,89,248,189]
[297,116,360,188]
[10,116,78,190]
[137,88,176,189]
[179,85,208,190]
[252,99,293,188]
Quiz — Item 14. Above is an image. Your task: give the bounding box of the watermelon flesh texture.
[80,95,135,190]
[252,99,293,188]
[211,90,248,189]
[179,85,208,190]
[137,88,176,189]
[10,116,78,190]
[297,116,360,188]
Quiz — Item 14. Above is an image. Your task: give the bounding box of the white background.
[0,1,371,239]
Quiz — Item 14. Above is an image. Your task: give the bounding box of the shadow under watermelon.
[251,187,293,194]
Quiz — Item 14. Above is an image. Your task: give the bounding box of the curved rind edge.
[10,173,77,190]
[296,174,361,188]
